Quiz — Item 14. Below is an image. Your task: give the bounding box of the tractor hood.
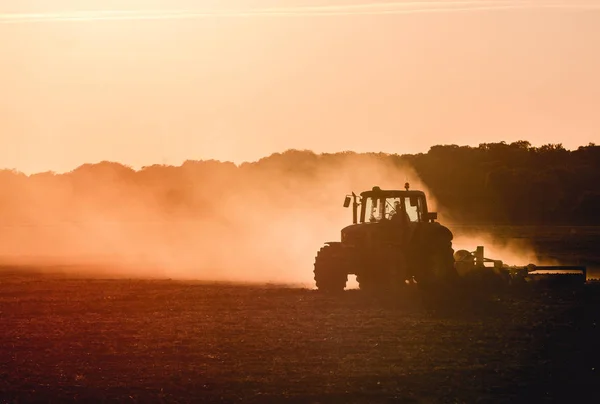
[340,220,453,246]
[340,222,376,246]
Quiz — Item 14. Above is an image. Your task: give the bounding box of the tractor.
[313,184,457,292]
[313,184,589,292]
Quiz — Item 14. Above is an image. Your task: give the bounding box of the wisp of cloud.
[1,1,599,24]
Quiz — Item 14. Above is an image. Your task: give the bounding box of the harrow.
[454,246,589,286]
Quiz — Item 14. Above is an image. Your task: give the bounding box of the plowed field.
[1,271,599,403]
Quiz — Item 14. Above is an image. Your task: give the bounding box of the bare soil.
[1,270,599,404]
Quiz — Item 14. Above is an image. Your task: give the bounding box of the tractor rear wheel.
[314,244,348,292]
[431,240,457,281]
[420,239,458,288]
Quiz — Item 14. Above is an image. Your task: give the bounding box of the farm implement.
[454,246,588,287]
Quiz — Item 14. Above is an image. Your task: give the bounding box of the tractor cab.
[343,184,438,225]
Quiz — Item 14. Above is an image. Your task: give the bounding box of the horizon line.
[2,141,595,177]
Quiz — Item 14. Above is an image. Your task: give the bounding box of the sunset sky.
[1,0,599,174]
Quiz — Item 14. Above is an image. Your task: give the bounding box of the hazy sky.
[1,0,599,174]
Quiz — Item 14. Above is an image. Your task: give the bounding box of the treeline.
[0,141,598,226]
[406,141,600,225]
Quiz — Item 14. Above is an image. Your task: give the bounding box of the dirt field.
[1,271,599,404]
[1,226,599,403]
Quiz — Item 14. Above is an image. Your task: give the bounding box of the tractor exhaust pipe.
[343,193,359,224]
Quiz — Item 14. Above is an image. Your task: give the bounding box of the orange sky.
[1,1,599,174]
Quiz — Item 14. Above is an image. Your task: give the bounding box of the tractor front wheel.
[314,244,348,292]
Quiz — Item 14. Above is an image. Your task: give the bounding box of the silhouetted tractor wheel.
[314,245,348,292]
[418,238,458,291]
[430,241,457,281]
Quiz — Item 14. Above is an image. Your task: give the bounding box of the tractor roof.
[359,186,426,199]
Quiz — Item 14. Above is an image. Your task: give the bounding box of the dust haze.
[0,152,545,286]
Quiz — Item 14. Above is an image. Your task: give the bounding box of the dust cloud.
[451,230,559,267]
[0,153,420,286]
[0,152,548,286]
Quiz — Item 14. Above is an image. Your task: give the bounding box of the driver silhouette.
[391,201,410,225]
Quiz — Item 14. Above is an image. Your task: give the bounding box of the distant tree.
[510,140,532,150]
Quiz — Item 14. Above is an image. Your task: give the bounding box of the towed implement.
[313,184,587,292]
[454,246,588,287]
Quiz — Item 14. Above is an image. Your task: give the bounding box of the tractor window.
[365,197,386,222]
[385,198,402,220]
[386,197,421,222]
[362,195,426,223]
[405,198,419,222]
